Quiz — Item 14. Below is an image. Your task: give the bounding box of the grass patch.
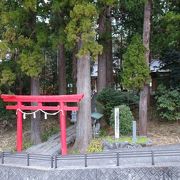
[104,136,148,144]
[86,136,149,153]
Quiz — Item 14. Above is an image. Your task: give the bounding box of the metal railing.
[0,149,180,169]
[0,152,54,168]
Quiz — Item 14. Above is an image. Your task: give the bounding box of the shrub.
[122,34,150,90]
[96,88,138,124]
[87,139,103,153]
[110,105,133,135]
[155,85,180,121]
[23,141,32,150]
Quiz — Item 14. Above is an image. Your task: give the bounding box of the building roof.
[150,59,169,72]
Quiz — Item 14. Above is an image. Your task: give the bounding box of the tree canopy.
[122,34,150,90]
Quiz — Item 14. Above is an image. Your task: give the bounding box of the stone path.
[26,125,76,155]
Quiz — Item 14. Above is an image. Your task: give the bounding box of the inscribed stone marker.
[132,121,137,143]
[114,107,120,139]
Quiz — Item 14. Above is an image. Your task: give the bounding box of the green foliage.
[155,85,180,121]
[152,11,180,54]
[122,34,150,90]
[51,0,68,12]
[0,41,8,60]
[87,139,103,153]
[0,0,48,82]
[96,0,116,8]
[0,68,15,86]
[3,27,17,43]
[160,49,180,89]
[96,88,139,124]
[36,25,49,47]
[17,35,34,48]
[0,99,14,121]
[162,12,180,48]
[50,0,71,49]
[110,105,133,135]
[96,88,139,106]
[23,0,37,12]
[151,0,180,62]
[18,48,44,77]
[66,2,102,59]
[120,0,145,10]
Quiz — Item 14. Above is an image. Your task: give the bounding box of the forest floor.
[0,116,180,152]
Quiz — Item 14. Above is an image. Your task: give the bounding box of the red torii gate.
[0,94,84,155]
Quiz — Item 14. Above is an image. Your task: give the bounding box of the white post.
[132,121,137,143]
[114,107,120,139]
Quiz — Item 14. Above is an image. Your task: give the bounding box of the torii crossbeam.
[0,94,84,155]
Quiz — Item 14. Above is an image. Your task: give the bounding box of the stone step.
[26,125,76,155]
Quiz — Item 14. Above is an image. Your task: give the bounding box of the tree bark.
[139,85,149,135]
[15,72,23,95]
[97,8,107,92]
[139,0,152,136]
[57,43,66,95]
[31,77,41,144]
[106,6,113,87]
[72,47,77,94]
[74,40,92,153]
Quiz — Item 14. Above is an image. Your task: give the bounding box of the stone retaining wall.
[0,165,180,180]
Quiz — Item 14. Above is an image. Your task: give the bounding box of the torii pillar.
[0,94,84,155]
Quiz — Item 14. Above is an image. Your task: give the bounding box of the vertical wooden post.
[60,102,67,155]
[17,102,23,152]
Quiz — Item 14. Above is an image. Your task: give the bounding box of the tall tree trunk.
[16,72,23,95]
[97,8,107,92]
[119,32,123,90]
[139,0,152,136]
[58,43,66,95]
[31,77,41,144]
[74,40,92,153]
[72,47,78,94]
[106,6,113,87]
